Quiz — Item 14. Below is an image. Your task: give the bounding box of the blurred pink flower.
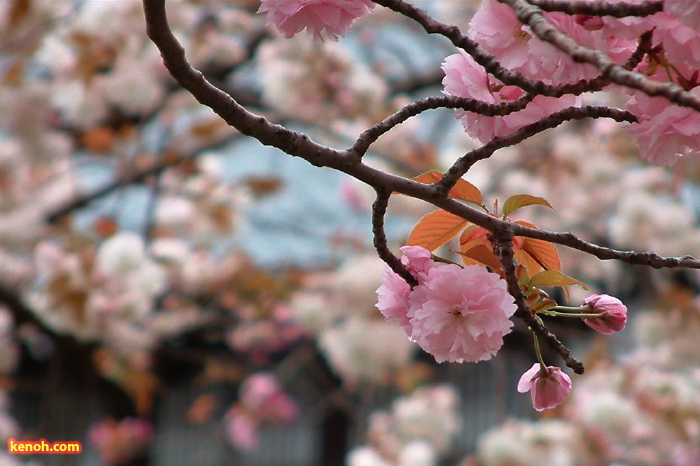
[226,410,260,451]
[407,264,516,363]
[257,0,374,41]
[517,363,572,411]
[650,11,700,69]
[582,294,628,334]
[226,373,298,451]
[88,418,154,465]
[240,373,298,422]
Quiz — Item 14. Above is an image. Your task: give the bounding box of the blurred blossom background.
[1,0,699,465]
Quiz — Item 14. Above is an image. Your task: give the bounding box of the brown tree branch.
[438,105,636,191]
[525,0,663,17]
[371,189,418,287]
[349,94,534,159]
[141,0,700,274]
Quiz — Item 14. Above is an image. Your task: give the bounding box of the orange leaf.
[407,209,468,251]
[412,170,482,204]
[458,244,502,270]
[514,248,543,276]
[515,220,561,272]
[521,238,561,272]
[459,224,488,245]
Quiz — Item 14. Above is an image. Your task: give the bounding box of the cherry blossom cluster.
[258,0,699,166]
[472,295,700,465]
[456,0,700,166]
[376,246,630,411]
[258,0,374,41]
[377,246,518,363]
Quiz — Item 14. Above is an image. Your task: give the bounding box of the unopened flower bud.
[582,294,627,334]
[517,363,572,411]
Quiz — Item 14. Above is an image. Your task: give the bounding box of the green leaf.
[502,194,554,216]
[529,270,589,290]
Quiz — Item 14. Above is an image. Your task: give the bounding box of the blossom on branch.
[666,0,700,36]
[257,0,374,41]
[582,293,628,334]
[377,247,516,363]
[376,245,437,333]
[518,363,572,411]
[408,264,517,363]
[625,87,700,166]
[441,52,578,143]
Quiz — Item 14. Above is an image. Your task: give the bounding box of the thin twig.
[438,106,636,192]
[525,0,663,17]
[492,226,585,373]
[371,188,418,287]
[349,94,534,159]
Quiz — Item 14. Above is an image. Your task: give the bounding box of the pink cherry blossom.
[468,0,632,83]
[375,246,436,333]
[625,87,700,166]
[376,269,412,331]
[399,245,436,278]
[526,11,600,83]
[257,0,374,41]
[468,0,534,71]
[441,51,579,143]
[666,0,700,35]
[582,293,628,334]
[651,12,700,69]
[517,363,572,411]
[407,264,517,363]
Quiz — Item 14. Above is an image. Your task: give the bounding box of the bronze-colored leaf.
[412,170,482,204]
[458,244,502,270]
[515,220,561,272]
[407,209,467,251]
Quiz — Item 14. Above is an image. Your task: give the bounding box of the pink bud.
[582,294,628,334]
[517,363,572,411]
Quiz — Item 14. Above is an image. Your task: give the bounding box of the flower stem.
[551,305,588,313]
[533,332,548,374]
[542,310,602,319]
